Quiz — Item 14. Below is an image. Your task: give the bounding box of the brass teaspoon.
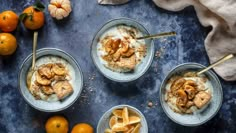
[136,31,176,40]
[26,31,38,89]
[197,54,234,75]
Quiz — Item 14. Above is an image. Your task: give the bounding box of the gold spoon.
[26,31,38,89]
[136,31,176,40]
[197,54,234,75]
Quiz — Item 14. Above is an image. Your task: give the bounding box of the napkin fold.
[98,0,236,81]
[98,0,130,5]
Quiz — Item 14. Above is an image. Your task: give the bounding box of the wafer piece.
[112,123,129,132]
[112,109,123,118]
[128,116,141,125]
[104,128,114,133]
[131,123,141,133]
[124,125,135,133]
[122,107,129,125]
[109,116,118,128]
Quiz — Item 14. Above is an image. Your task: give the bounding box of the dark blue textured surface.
[0,0,236,133]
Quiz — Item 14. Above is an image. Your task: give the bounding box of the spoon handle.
[197,54,234,75]
[136,31,176,40]
[32,31,38,69]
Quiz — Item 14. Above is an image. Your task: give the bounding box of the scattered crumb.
[140,104,144,107]
[155,51,161,58]
[155,37,174,58]
[155,47,165,58]
[88,73,96,81]
[78,73,97,105]
[148,101,153,108]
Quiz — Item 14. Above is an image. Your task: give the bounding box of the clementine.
[21,6,44,30]
[0,10,18,32]
[71,123,94,133]
[0,33,17,55]
[45,116,69,133]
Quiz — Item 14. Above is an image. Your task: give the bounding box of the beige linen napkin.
[98,0,236,81]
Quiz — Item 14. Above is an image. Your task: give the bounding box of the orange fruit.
[0,10,19,32]
[22,6,44,30]
[45,116,69,133]
[71,123,94,133]
[0,33,17,55]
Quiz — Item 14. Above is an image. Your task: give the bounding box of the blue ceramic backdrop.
[0,0,236,133]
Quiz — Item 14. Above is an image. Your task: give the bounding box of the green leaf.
[29,14,33,21]
[33,0,45,11]
[19,13,28,21]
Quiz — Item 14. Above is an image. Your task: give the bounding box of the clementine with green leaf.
[20,1,45,30]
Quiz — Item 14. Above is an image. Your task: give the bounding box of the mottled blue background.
[0,0,236,133]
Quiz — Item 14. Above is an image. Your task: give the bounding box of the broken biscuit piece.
[194,91,211,109]
[52,81,73,100]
